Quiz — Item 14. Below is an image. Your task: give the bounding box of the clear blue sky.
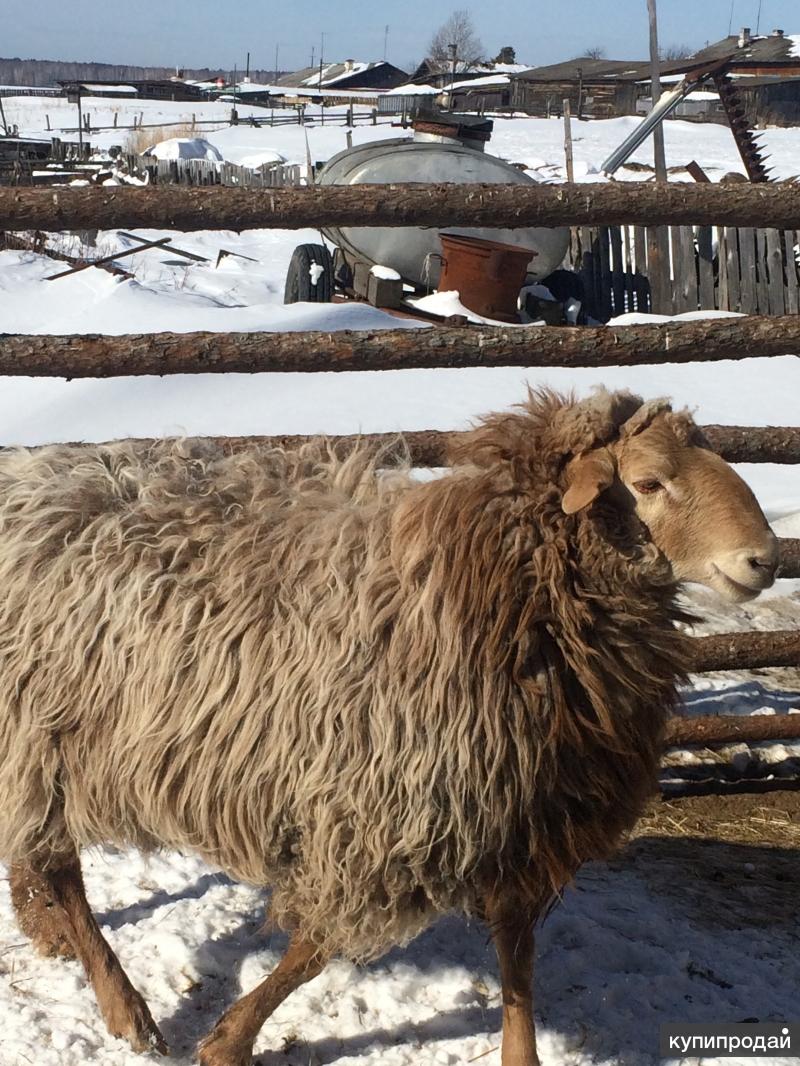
[3,0,797,74]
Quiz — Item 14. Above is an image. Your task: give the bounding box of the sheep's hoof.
[197,1028,252,1066]
[103,995,168,1056]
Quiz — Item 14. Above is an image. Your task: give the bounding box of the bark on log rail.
[780,538,800,578]
[228,427,800,466]
[691,630,800,673]
[3,181,800,231]
[666,713,800,746]
[2,316,800,378]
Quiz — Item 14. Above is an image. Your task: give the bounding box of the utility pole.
[383,24,389,62]
[311,46,315,69]
[646,0,669,314]
[647,0,667,183]
[449,42,458,111]
[318,32,326,90]
[245,51,250,81]
[274,43,279,83]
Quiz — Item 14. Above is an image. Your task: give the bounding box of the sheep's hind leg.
[198,934,326,1066]
[486,888,540,1066]
[15,848,167,1056]
[10,860,76,959]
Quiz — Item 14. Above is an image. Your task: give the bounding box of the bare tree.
[428,10,484,71]
[660,42,694,60]
[578,46,606,59]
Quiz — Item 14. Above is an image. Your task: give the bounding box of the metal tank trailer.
[283,112,575,322]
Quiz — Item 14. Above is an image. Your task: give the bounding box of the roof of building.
[513,58,652,82]
[277,60,406,89]
[685,30,800,66]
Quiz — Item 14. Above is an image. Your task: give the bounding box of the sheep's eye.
[634,479,663,495]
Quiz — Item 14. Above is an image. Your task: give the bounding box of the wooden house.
[510,59,651,118]
[276,61,407,93]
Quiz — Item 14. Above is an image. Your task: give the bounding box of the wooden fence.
[1,180,799,760]
[571,225,800,321]
[122,154,303,188]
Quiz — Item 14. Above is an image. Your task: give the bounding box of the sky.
[3,0,798,75]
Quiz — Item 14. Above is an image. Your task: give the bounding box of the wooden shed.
[510,59,650,118]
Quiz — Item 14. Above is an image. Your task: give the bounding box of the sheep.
[0,388,779,1066]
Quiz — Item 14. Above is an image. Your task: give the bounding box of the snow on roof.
[788,34,800,58]
[80,83,138,94]
[300,62,373,88]
[448,74,511,90]
[385,82,439,95]
[490,63,532,73]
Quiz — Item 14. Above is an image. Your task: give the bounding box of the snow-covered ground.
[0,95,797,1066]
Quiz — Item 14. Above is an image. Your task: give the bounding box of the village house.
[510,29,800,126]
[276,60,408,93]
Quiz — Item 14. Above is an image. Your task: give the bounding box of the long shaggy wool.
[0,391,692,960]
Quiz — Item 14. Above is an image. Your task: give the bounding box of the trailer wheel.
[283,244,334,303]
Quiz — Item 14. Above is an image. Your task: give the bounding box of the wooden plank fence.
[572,224,800,320]
[123,154,303,189]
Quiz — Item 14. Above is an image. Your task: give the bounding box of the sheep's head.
[561,396,779,603]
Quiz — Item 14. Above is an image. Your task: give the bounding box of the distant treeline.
[0,58,283,87]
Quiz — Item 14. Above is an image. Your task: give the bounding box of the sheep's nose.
[742,534,781,584]
[748,552,778,578]
[718,534,780,590]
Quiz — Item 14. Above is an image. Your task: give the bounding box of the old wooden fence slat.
[2,315,800,378]
[697,226,715,310]
[726,226,742,313]
[784,229,800,314]
[739,227,758,313]
[716,227,729,311]
[6,181,800,232]
[766,229,786,316]
[755,228,770,313]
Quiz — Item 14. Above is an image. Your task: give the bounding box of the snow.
[309,262,325,286]
[370,264,402,281]
[0,93,798,1066]
[234,149,287,168]
[788,34,800,59]
[79,83,138,95]
[144,138,223,162]
[300,62,372,88]
[448,75,511,90]
[409,289,534,326]
[385,82,440,96]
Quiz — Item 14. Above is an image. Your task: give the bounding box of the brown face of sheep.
[562,415,780,603]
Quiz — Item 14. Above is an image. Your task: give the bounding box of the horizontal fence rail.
[666,712,800,747]
[3,181,800,231]
[692,630,800,672]
[3,316,800,377]
[161,427,800,467]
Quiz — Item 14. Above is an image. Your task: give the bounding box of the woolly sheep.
[0,389,779,1066]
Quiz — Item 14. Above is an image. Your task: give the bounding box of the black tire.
[283,243,334,304]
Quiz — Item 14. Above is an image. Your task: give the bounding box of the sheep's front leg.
[198,934,326,1066]
[486,889,540,1066]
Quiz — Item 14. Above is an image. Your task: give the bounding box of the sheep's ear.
[562,449,615,514]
